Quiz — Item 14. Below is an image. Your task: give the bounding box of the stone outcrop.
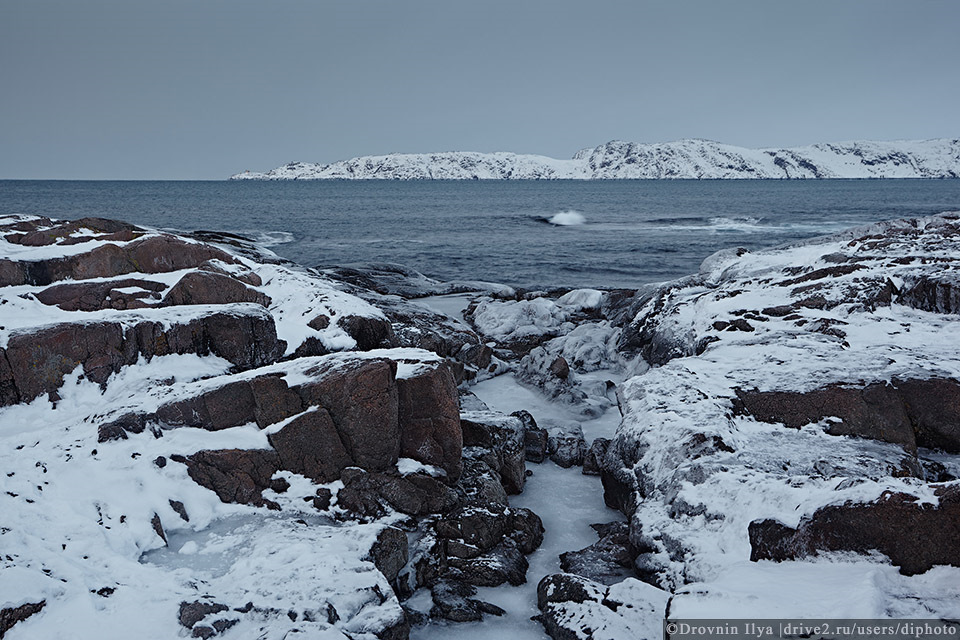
[184,449,283,509]
[397,362,462,482]
[460,411,526,494]
[1,600,46,639]
[35,278,167,311]
[749,484,960,575]
[1,307,282,406]
[536,573,668,640]
[0,233,239,287]
[162,271,271,307]
[734,377,960,454]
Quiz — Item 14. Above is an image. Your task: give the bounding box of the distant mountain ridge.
[231,138,960,180]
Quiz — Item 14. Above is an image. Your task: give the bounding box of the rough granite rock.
[184,449,282,508]
[460,411,526,494]
[0,600,46,639]
[295,358,400,472]
[35,277,166,311]
[734,377,960,454]
[749,484,960,575]
[536,573,668,640]
[397,361,462,482]
[545,421,587,468]
[162,270,271,308]
[1,307,282,406]
[368,526,410,585]
[559,521,637,585]
[582,438,611,476]
[0,233,239,287]
[428,579,505,622]
[337,468,460,517]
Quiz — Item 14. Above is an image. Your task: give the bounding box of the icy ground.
[410,373,623,640]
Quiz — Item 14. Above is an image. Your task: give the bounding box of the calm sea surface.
[1,180,959,289]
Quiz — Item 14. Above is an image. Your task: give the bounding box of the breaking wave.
[546,210,586,226]
[250,231,295,247]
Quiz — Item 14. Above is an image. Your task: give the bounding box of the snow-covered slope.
[231,138,960,180]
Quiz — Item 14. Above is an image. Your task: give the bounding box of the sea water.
[2,179,959,289]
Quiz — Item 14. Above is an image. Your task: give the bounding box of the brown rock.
[296,358,400,472]
[198,260,262,286]
[397,361,462,482]
[162,271,270,307]
[337,468,460,517]
[548,356,570,379]
[0,234,240,287]
[749,485,960,575]
[0,309,282,406]
[35,278,166,311]
[16,217,142,246]
[1,600,46,639]
[734,378,960,454]
[308,314,330,330]
[338,314,395,351]
[185,449,281,507]
[267,409,353,482]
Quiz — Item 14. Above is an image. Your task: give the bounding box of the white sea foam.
[252,230,295,247]
[548,210,586,226]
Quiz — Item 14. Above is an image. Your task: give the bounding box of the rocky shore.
[1,213,959,639]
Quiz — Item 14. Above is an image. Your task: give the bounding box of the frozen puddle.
[411,373,624,640]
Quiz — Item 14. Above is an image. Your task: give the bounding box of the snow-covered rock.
[599,212,960,617]
[0,215,543,639]
[231,138,960,180]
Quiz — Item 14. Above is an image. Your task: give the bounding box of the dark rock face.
[179,601,229,629]
[0,308,282,406]
[337,468,460,517]
[162,271,271,308]
[513,410,549,463]
[582,438,611,476]
[749,485,960,575]
[0,234,239,287]
[184,449,282,508]
[35,278,166,311]
[338,315,395,351]
[559,521,637,585]
[1,600,46,639]
[297,359,400,472]
[734,378,960,454]
[460,412,526,494]
[268,409,353,483]
[900,274,960,315]
[397,362,462,482]
[4,217,141,247]
[368,526,409,585]
[546,421,587,468]
[428,579,504,622]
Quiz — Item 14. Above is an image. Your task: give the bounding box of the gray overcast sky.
[1,0,957,179]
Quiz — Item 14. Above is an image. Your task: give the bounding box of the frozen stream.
[410,371,625,640]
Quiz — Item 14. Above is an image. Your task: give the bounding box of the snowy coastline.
[231,138,960,181]
[2,213,959,639]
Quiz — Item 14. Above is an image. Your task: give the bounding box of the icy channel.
[410,372,624,640]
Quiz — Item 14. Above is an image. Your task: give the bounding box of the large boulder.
[295,357,400,472]
[0,306,282,406]
[397,360,462,482]
[734,377,960,454]
[749,484,960,576]
[161,271,271,307]
[0,234,240,287]
[536,574,668,640]
[460,411,526,494]
[184,449,282,508]
[35,278,166,311]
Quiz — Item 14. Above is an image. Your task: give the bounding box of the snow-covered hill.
[231,138,960,180]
